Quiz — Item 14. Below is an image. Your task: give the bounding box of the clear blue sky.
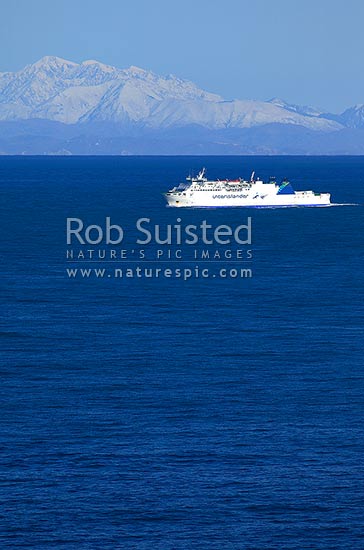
[1,0,363,112]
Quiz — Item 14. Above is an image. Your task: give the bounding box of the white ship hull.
[165,190,331,208]
[164,170,331,208]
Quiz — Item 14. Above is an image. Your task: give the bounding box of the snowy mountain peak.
[0,56,346,131]
[31,56,78,70]
[82,60,101,65]
[338,104,364,128]
[127,65,148,74]
[81,60,116,72]
[268,97,288,107]
[268,97,323,118]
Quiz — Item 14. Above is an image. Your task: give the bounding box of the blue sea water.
[1,156,364,549]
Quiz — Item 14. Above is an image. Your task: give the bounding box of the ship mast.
[197,168,206,180]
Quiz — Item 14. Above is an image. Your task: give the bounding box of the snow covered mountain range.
[0,56,363,154]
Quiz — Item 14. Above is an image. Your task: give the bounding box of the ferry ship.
[164,169,331,207]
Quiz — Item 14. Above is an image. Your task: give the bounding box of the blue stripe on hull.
[167,204,331,209]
